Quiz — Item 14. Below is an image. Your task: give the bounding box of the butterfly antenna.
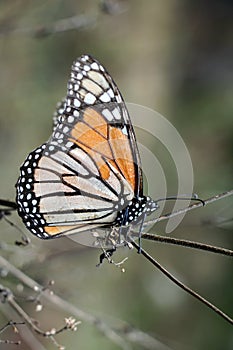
[130,239,233,325]
[155,194,205,206]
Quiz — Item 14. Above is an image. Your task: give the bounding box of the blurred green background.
[0,1,232,349]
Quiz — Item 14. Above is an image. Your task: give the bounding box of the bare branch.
[0,199,17,211]
[0,258,129,350]
[0,320,24,334]
[129,239,233,326]
[139,233,233,257]
[117,325,173,350]
[0,255,170,350]
[0,285,80,349]
[1,191,232,346]
[0,320,24,345]
[0,306,48,350]
[0,14,96,38]
[100,0,128,15]
[145,190,233,227]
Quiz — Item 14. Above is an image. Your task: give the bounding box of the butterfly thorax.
[115,196,158,226]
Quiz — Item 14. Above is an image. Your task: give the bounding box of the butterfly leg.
[137,212,147,254]
[96,246,117,266]
[117,206,130,244]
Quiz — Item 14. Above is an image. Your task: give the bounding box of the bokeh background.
[0,1,232,349]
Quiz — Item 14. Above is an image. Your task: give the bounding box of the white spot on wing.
[107,88,114,98]
[68,116,74,123]
[77,73,83,80]
[74,99,81,107]
[74,84,79,91]
[112,107,121,120]
[91,62,99,70]
[122,126,128,135]
[84,93,96,105]
[66,141,73,148]
[100,92,111,102]
[102,109,113,121]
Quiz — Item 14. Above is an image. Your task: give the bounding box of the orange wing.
[69,107,136,193]
[51,54,143,196]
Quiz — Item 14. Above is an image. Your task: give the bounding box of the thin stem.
[0,199,17,210]
[0,287,81,350]
[130,239,233,326]
[0,256,129,350]
[145,190,233,227]
[138,233,233,257]
[0,320,24,333]
[0,15,96,38]
[6,293,50,336]
[3,293,79,337]
[0,255,171,350]
[1,215,30,246]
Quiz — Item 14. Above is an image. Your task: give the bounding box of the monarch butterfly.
[16,54,158,246]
